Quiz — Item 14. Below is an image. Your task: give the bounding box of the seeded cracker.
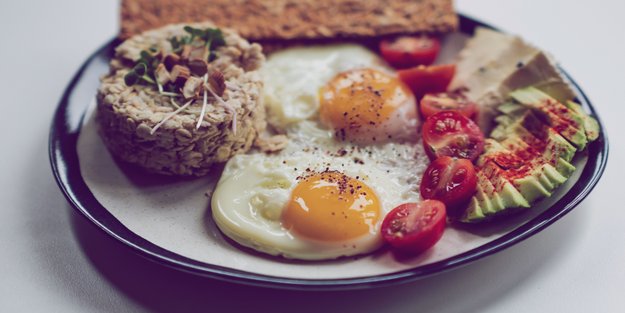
[120,0,458,41]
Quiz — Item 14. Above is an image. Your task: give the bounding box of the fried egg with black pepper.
[211,44,428,260]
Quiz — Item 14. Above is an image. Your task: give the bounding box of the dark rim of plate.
[49,14,609,291]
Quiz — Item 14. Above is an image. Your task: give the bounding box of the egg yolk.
[319,68,412,140]
[282,171,381,242]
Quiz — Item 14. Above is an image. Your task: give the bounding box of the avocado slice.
[463,197,486,223]
[504,110,577,163]
[477,139,506,167]
[475,170,507,215]
[458,86,600,224]
[494,115,515,127]
[461,160,531,223]
[480,161,531,209]
[497,101,526,116]
[513,113,577,177]
[483,147,551,203]
[498,136,567,194]
[491,102,527,140]
[474,183,496,216]
[555,157,576,178]
[490,123,509,141]
[461,170,523,223]
[509,87,588,149]
[479,133,569,204]
[565,100,600,141]
[499,134,570,183]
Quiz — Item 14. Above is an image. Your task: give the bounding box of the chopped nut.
[180,45,192,60]
[207,70,226,96]
[182,76,203,99]
[163,53,180,71]
[154,63,171,85]
[170,65,191,87]
[188,59,209,76]
[189,45,210,61]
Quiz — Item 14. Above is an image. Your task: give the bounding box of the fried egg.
[261,44,419,143]
[211,146,424,260]
[211,44,428,260]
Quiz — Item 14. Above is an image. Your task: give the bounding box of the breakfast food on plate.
[211,43,430,260]
[460,87,599,222]
[120,0,458,41]
[209,24,601,258]
[442,27,600,222]
[97,23,266,176]
[98,1,601,260]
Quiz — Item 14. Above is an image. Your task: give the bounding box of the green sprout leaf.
[183,26,195,34]
[133,63,147,76]
[140,50,153,62]
[169,37,181,51]
[207,28,225,47]
[124,71,139,86]
[184,26,203,42]
[140,75,155,84]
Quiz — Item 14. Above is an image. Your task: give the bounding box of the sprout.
[124,71,139,86]
[133,63,147,76]
[126,26,225,92]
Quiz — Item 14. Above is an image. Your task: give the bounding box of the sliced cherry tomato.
[398,64,455,99]
[422,111,485,162]
[380,36,441,69]
[420,91,477,120]
[420,156,477,216]
[381,201,446,255]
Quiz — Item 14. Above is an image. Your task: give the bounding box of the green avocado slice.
[497,101,526,116]
[474,183,496,216]
[510,87,588,149]
[482,146,551,203]
[503,110,577,163]
[565,100,600,141]
[475,170,506,216]
[461,160,532,223]
[463,197,486,223]
[499,137,567,195]
[480,161,531,209]
[458,85,599,223]
[500,134,570,182]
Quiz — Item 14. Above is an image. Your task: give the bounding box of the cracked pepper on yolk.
[318,68,412,140]
[282,171,380,242]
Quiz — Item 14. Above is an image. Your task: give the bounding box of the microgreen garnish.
[182,26,225,60]
[124,63,155,86]
[123,25,232,134]
[196,74,209,130]
[125,26,225,89]
[150,99,194,135]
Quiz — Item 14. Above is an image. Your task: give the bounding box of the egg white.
[260,44,394,130]
[211,145,426,260]
[211,44,429,260]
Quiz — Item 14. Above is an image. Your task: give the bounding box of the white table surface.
[1,0,623,312]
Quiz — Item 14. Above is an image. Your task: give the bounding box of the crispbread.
[121,0,458,41]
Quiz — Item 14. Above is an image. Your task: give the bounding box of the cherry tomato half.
[398,64,455,100]
[420,156,478,216]
[380,36,441,69]
[422,111,485,162]
[381,201,446,255]
[420,91,478,120]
